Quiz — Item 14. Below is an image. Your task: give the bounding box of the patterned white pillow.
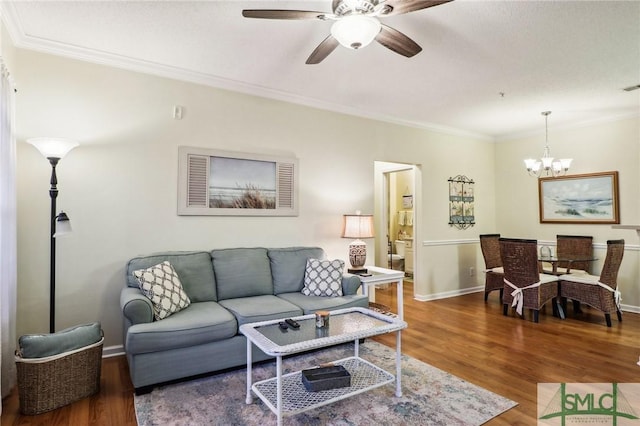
[302,259,345,297]
[133,261,191,320]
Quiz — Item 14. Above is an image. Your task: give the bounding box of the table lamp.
[341,211,374,274]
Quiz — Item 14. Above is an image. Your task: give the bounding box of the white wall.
[13,48,492,348]
[416,133,499,298]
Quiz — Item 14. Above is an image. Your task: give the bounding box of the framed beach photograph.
[178,146,298,216]
[538,171,619,224]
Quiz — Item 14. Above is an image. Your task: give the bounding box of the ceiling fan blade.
[242,10,328,20]
[306,35,340,64]
[378,0,452,17]
[375,24,422,58]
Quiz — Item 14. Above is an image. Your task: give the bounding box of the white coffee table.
[239,307,407,426]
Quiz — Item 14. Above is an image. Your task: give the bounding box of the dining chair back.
[499,237,560,323]
[556,234,594,273]
[480,234,503,301]
[559,239,625,327]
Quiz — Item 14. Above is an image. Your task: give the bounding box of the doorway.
[374,162,418,289]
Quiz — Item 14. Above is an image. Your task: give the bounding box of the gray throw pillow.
[133,261,191,320]
[302,259,344,297]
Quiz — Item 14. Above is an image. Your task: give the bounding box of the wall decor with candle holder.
[448,175,475,230]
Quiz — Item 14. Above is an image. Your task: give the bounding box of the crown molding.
[1,2,492,142]
[5,3,634,143]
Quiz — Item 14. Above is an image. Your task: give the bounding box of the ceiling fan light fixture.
[331,15,381,50]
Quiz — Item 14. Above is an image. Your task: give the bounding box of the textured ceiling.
[3,1,640,140]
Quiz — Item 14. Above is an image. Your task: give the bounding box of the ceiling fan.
[242,0,452,64]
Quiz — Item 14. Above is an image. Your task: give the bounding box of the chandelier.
[524,111,572,177]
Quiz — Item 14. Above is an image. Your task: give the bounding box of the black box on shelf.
[301,365,351,392]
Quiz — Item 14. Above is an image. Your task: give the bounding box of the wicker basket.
[15,337,103,415]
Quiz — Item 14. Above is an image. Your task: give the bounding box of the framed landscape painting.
[538,171,619,224]
[177,146,298,216]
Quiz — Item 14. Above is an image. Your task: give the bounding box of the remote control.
[285,318,300,329]
[278,321,288,330]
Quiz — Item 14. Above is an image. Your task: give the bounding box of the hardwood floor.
[373,282,640,425]
[3,282,639,425]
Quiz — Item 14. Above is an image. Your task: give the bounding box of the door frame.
[374,161,420,299]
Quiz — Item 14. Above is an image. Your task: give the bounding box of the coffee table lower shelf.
[252,356,394,417]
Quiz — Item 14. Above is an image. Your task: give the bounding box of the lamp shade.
[27,137,78,159]
[53,211,72,237]
[341,214,375,239]
[331,15,381,50]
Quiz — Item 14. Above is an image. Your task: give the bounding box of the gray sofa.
[120,246,368,393]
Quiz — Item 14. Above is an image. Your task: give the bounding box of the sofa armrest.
[120,287,154,325]
[341,274,361,295]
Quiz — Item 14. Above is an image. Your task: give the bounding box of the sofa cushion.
[277,292,369,314]
[212,248,273,300]
[125,301,237,354]
[127,252,217,302]
[133,261,191,320]
[18,322,102,359]
[268,247,326,294]
[218,295,302,326]
[302,259,345,297]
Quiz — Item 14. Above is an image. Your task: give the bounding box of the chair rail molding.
[422,238,478,247]
[421,238,638,251]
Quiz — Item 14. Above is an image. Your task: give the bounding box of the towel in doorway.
[406,211,413,226]
[398,211,406,226]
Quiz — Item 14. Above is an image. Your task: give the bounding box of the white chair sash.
[504,278,541,316]
[597,281,621,309]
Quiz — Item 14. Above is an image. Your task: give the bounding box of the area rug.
[134,341,516,425]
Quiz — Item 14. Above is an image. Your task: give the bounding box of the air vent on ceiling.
[623,84,640,92]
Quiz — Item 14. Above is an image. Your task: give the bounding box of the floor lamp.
[27,137,78,333]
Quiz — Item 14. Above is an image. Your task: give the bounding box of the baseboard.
[621,304,640,314]
[103,344,125,358]
[414,286,484,301]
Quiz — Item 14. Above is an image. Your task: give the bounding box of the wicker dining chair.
[499,238,561,322]
[540,235,593,275]
[555,234,594,274]
[480,234,503,302]
[559,239,625,327]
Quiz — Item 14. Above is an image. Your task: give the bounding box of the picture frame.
[538,171,619,224]
[402,195,413,209]
[448,175,475,230]
[177,146,298,216]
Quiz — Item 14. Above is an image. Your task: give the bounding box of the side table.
[358,266,405,320]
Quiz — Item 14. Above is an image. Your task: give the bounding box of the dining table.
[538,255,598,276]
